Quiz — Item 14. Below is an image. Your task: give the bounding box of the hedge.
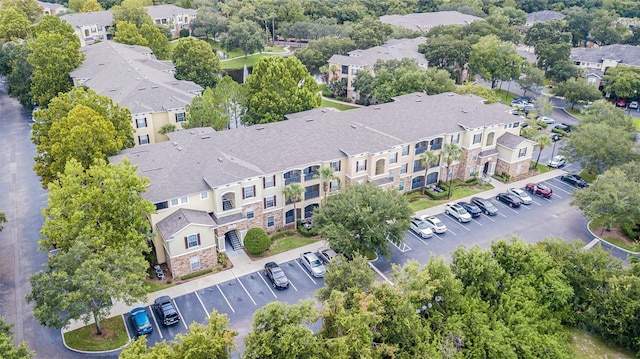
[244,228,271,255]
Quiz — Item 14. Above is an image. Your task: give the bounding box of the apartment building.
[37,0,67,15]
[570,44,640,87]
[146,4,197,38]
[379,11,482,33]
[109,92,534,278]
[70,41,202,147]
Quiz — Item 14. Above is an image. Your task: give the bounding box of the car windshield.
[458,207,468,214]
[311,259,322,267]
[417,221,428,229]
[272,268,285,279]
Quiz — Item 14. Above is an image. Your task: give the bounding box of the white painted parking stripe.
[446,216,471,231]
[295,259,318,284]
[551,178,576,189]
[493,200,519,213]
[530,199,542,206]
[520,203,531,210]
[288,279,299,291]
[148,305,163,339]
[172,298,189,330]
[194,291,210,319]
[389,236,412,252]
[470,217,483,226]
[258,272,278,299]
[498,211,508,218]
[216,284,235,313]
[444,228,456,236]
[480,213,496,221]
[368,262,393,285]
[236,278,257,306]
[545,182,572,195]
[433,233,444,240]
[409,231,430,245]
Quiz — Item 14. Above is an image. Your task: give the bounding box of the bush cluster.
[244,228,271,255]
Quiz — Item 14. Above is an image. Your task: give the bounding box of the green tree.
[81,0,104,12]
[111,0,152,28]
[351,69,374,105]
[158,123,176,135]
[313,183,411,260]
[0,7,30,41]
[27,159,154,335]
[243,301,323,359]
[244,56,320,124]
[318,166,336,203]
[371,59,455,103]
[28,30,84,107]
[0,0,41,23]
[454,83,501,103]
[469,35,525,89]
[603,65,640,102]
[516,65,545,97]
[184,87,229,130]
[0,211,6,231]
[317,253,376,301]
[533,132,552,167]
[347,18,393,49]
[33,15,76,39]
[553,78,602,109]
[0,42,32,107]
[442,143,462,199]
[120,311,237,359]
[295,37,356,73]
[190,8,227,40]
[0,316,33,359]
[419,150,439,195]
[243,228,270,255]
[139,23,170,60]
[171,37,221,89]
[113,20,149,45]
[221,20,264,59]
[581,99,636,132]
[283,183,303,227]
[418,35,471,84]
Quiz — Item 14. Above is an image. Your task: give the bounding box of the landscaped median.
[406,179,494,212]
[63,316,129,353]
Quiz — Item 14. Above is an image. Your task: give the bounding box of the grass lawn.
[632,116,640,131]
[407,184,494,213]
[492,89,518,104]
[264,46,286,53]
[567,327,635,359]
[601,236,640,252]
[269,236,318,256]
[534,162,553,174]
[209,41,245,59]
[63,316,129,352]
[221,53,269,70]
[143,280,173,293]
[578,169,597,183]
[565,108,584,119]
[320,99,358,111]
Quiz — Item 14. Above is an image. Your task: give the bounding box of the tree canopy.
[221,20,265,59]
[553,78,602,109]
[171,37,221,89]
[469,35,525,89]
[0,317,33,359]
[0,7,31,41]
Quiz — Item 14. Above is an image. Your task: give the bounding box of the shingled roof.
[327,37,427,68]
[156,208,215,240]
[379,11,482,32]
[570,44,640,67]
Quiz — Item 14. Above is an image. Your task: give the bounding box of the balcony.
[285,175,301,185]
[304,172,317,181]
[304,190,320,200]
[413,164,426,172]
[415,146,426,155]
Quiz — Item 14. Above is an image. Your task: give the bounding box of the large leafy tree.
[244,56,320,124]
[27,159,154,335]
[553,78,602,109]
[0,317,33,359]
[0,42,32,107]
[190,8,227,40]
[113,20,148,45]
[184,85,234,130]
[317,253,376,301]
[111,0,152,28]
[347,18,393,49]
[371,59,455,103]
[603,65,640,101]
[418,35,472,84]
[469,35,525,89]
[221,20,265,59]
[313,183,411,260]
[454,83,501,103]
[296,37,356,73]
[0,0,41,23]
[120,311,237,359]
[0,7,31,41]
[516,65,545,96]
[171,37,221,89]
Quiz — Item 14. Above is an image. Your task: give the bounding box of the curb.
[562,107,581,120]
[586,220,640,256]
[60,315,128,355]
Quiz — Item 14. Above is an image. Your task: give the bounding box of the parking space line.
[445,228,457,236]
[236,278,257,306]
[171,298,189,330]
[520,204,531,210]
[433,233,444,240]
[389,236,412,252]
[445,215,471,231]
[408,231,430,246]
[530,199,542,206]
[148,306,163,339]
[216,284,235,313]
[258,272,278,299]
[493,200,519,213]
[294,259,318,284]
[194,291,210,319]
[288,279,299,291]
[122,314,132,339]
[470,218,483,226]
[368,262,393,285]
[551,178,576,190]
[480,213,496,221]
[545,182,572,195]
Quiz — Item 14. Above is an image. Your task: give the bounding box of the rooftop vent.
[200,134,211,139]
[189,130,196,134]
[217,157,223,162]
[177,147,183,151]
[461,109,469,113]
[138,87,146,90]
[256,127,265,130]
[415,99,422,102]
[306,119,314,122]
[172,142,178,146]
[374,106,381,110]
[351,124,357,129]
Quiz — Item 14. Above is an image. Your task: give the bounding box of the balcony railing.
[285,175,301,185]
[414,164,425,172]
[430,143,442,151]
[305,190,320,200]
[415,146,426,155]
[304,172,317,181]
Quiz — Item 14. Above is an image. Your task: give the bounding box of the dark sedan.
[457,201,481,217]
[264,262,290,289]
[471,197,499,216]
[560,174,589,188]
[496,193,522,208]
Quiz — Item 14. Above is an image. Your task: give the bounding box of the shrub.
[297,220,318,237]
[181,268,212,280]
[621,221,640,241]
[271,230,295,241]
[551,128,568,136]
[179,28,190,37]
[217,252,229,268]
[244,228,271,255]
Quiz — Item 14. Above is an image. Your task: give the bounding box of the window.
[138,135,150,145]
[246,208,254,219]
[451,133,460,144]
[400,163,408,174]
[413,159,425,172]
[155,201,168,210]
[267,216,275,227]
[513,122,520,128]
[486,132,495,146]
[518,148,527,157]
[185,233,200,249]
[263,175,275,188]
[388,171,394,181]
[170,196,188,206]
[415,141,427,154]
[471,151,478,161]
[331,161,341,172]
[329,179,339,192]
[242,185,255,199]
[375,159,385,175]
[190,256,200,270]
[200,191,209,200]
[135,118,147,128]
[430,137,443,151]
[341,65,348,74]
[401,145,409,156]
[175,112,186,123]
[389,153,397,164]
[264,195,276,209]
[398,182,404,191]
[356,160,367,172]
[473,133,482,144]
[470,168,476,177]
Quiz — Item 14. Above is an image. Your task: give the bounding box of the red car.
[525,183,553,198]
[616,98,627,107]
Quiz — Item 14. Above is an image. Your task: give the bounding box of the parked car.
[539,116,555,124]
[409,217,434,238]
[629,101,639,109]
[471,197,499,216]
[299,251,326,278]
[457,201,481,217]
[317,247,340,265]
[513,96,533,103]
[420,216,447,234]
[550,132,563,142]
[496,192,522,208]
[560,174,589,188]
[616,98,627,107]
[264,261,290,289]
[547,155,566,168]
[153,296,180,326]
[525,183,553,198]
[555,123,572,133]
[507,188,532,205]
[444,203,472,222]
[130,307,153,336]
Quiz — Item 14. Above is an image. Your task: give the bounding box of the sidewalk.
[63,169,566,332]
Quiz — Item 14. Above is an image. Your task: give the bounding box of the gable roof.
[70,41,202,115]
[525,10,565,25]
[110,92,519,203]
[379,11,482,32]
[61,10,113,28]
[145,4,197,18]
[328,37,427,68]
[570,44,640,67]
[37,1,66,11]
[156,208,215,240]
[496,132,526,149]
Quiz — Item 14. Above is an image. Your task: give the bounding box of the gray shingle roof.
[379,11,482,32]
[37,1,66,11]
[327,37,427,68]
[570,44,640,67]
[61,10,113,28]
[110,92,518,204]
[70,41,201,115]
[525,11,565,25]
[145,4,197,18]
[156,208,215,240]
[496,132,525,149]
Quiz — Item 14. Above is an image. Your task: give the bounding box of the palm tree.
[533,134,552,168]
[283,184,303,228]
[442,143,462,199]
[419,150,439,195]
[318,167,336,203]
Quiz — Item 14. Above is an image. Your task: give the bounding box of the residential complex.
[37,0,67,15]
[109,92,534,278]
[379,11,482,32]
[570,44,640,87]
[327,37,427,100]
[70,41,202,146]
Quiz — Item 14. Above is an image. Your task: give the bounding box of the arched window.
[486,132,495,146]
[375,159,385,175]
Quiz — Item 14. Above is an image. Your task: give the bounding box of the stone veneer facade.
[168,246,218,278]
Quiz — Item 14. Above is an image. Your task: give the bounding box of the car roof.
[155,295,171,303]
[265,261,278,268]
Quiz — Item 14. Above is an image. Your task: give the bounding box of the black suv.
[470,197,499,216]
[560,174,589,188]
[458,201,481,217]
[555,123,572,133]
[153,296,180,326]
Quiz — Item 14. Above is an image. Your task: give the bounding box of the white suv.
[444,203,472,223]
[409,217,434,238]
